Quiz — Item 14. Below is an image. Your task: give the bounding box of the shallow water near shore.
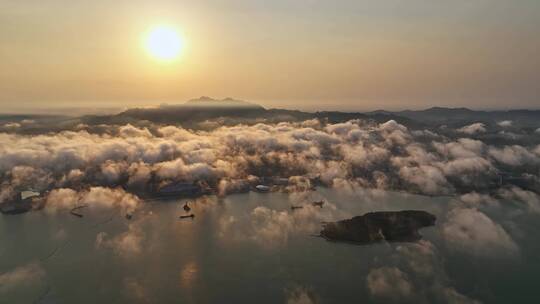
[1,188,539,303]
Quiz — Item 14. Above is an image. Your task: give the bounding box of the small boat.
[0,190,41,215]
[70,211,83,218]
[70,205,88,218]
[179,214,195,219]
[255,185,270,192]
[312,201,325,208]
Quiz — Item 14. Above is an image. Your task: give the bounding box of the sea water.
[1,188,538,303]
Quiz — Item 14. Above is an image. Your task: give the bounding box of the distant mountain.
[77,97,416,129]
[369,107,540,128]
[6,97,540,139]
[184,96,265,110]
[395,107,482,124]
[105,97,266,125]
[10,98,539,134]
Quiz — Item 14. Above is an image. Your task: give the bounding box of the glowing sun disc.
[145,26,184,60]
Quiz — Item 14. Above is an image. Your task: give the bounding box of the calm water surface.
[1,188,538,303]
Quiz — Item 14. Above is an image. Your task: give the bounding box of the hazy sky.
[1,0,539,112]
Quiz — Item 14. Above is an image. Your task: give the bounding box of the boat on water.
[0,191,41,215]
[312,200,325,208]
[179,214,195,219]
[255,185,270,192]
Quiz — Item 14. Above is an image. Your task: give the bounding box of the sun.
[144,26,184,61]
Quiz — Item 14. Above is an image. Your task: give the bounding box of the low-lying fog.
[1,117,540,303]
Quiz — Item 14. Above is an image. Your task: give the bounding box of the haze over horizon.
[2,95,540,116]
[2,0,539,112]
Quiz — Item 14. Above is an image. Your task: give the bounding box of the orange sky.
[1,0,539,112]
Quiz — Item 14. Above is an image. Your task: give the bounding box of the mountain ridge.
[4,97,540,134]
[79,99,540,129]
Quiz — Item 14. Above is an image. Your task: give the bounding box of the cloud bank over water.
[1,118,539,302]
[1,119,539,205]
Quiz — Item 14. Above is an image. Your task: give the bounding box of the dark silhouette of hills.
[115,97,267,124]
[4,97,540,134]
[368,107,540,127]
[77,98,540,130]
[184,96,265,109]
[79,97,417,128]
